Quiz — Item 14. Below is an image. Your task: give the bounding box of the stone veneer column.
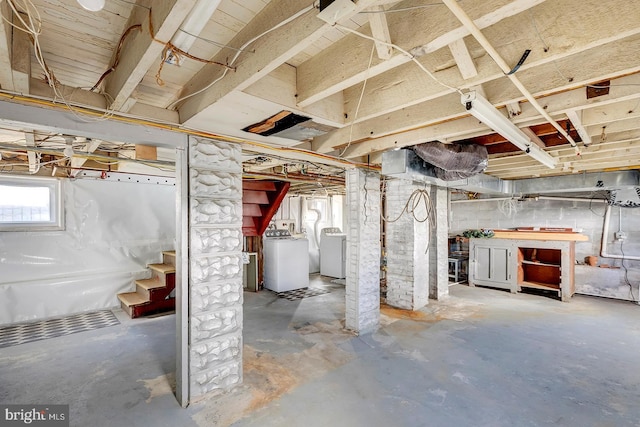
[345,168,380,334]
[187,137,243,400]
[429,186,449,300]
[385,179,430,310]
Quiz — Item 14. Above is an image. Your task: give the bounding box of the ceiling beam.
[341,0,640,124]
[104,0,198,111]
[11,19,30,94]
[296,0,544,108]
[313,35,640,156]
[178,0,381,126]
[506,102,522,118]
[521,128,547,148]
[243,64,345,128]
[448,38,477,79]
[565,110,592,146]
[0,1,13,90]
[0,97,184,148]
[367,5,393,60]
[29,78,179,125]
[488,138,640,172]
[70,138,102,177]
[23,132,36,173]
[336,72,640,159]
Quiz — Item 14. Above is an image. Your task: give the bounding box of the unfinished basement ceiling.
[0,0,637,186]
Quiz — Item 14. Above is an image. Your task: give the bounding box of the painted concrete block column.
[429,186,449,300]
[187,137,243,399]
[345,168,380,334]
[385,179,430,310]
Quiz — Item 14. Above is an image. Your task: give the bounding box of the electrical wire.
[380,181,436,254]
[628,98,640,114]
[0,156,70,170]
[589,191,608,216]
[1,0,117,123]
[175,28,253,54]
[339,43,376,158]
[91,24,142,91]
[3,0,57,100]
[619,239,637,302]
[523,8,576,85]
[527,9,549,52]
[358,3,448,13]
[498,198,523,218]
[587,84,640,88]
[334,23,462,95]
[0,90,379,171]
[381,186,435,225]
[169,3,316,109]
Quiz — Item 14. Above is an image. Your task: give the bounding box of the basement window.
[0,175,63,231]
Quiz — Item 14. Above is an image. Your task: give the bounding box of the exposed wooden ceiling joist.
[11,17,30,94]
[448,38,477,80]
[335,72,640,159]
[178,0,382,126]
[340,0,640,126]
[367,5,393,60]
[296,0,543,108]
[0,1,13,90]
[314,40,640,159]
[0,0,638,186]
[104,0,198,111]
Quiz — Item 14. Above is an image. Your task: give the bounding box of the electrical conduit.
[600,204,640,261]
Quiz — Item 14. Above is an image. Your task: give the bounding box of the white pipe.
[441,0,580,155]
[451,196,607,204]
[600,204,640,261]
[538,196,606,203]
[451,197,515,203]
[618,206,623,234]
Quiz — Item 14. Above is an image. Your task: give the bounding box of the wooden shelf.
[521,260,560,267]
[493,231,588,241]
[519,280,561,291]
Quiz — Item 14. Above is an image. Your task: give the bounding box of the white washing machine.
[320,227,347,279]
[263,230,309,292]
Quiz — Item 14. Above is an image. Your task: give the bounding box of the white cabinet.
[469,237,576,301]
[469,239,517,293]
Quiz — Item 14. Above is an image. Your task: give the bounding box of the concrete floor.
[2,276,640,426]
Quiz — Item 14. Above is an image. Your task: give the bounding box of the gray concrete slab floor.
[2,275,640,427]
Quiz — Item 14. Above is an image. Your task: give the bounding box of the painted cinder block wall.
[450,197,640,302]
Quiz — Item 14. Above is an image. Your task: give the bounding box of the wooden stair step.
[136,278,165,290]
[148,263,176,274]
[117,292,149,307]
[162,251,176,267]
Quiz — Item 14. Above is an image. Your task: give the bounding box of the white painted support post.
[429,186,449,300]
[187,136,244,400]
[385,179,429,310]
[176,145,189,407]
[345,168,380,334]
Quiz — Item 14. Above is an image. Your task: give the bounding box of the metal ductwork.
[381,149,506,194]
[382,149,640,195]
[412,141,488,181]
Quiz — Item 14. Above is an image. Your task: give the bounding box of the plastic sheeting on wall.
[0,177,176,325]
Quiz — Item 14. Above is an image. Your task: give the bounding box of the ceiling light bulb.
[77,0,105,11]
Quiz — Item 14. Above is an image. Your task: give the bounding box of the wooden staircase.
[117,250,176,318]
[242,180,290,236]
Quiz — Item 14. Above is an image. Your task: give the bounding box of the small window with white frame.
[0,175,64,231]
